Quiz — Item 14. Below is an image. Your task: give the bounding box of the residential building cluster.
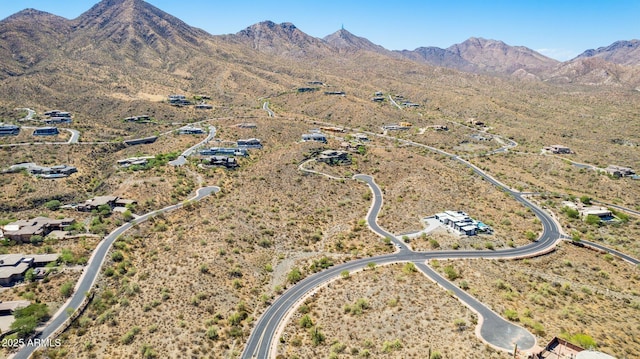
[1,217,75,243]
[393,94,420,108]
[117,156,155,167]
[168,94,212,109]
[372,91,385,102]
[433,211,492,236]
[302,133,327,143]
[298,87,318,93]
[467,118,485,126]
[4,163,77,179]
[544,145,572,154]
[382,122,412,131]
[352,133,369,142]
[43,110,72,124]
[168,94,191,106]
[0,253,60,286]
[124,115,152,123]
[197,139,261,169]
[199,147,248,157]
[602,165,635,178]
[178,125,205,135]
[203,156,239,168]
[316,150,351,165]
[563,201,616,222]
[195,103,213,109]
[237,138,262,149]
[76,195,135,212]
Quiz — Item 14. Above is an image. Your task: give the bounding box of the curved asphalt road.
[414,262,535,351]
[66,129,80,144]
[13,186,220,359]
[263,101,275,117]
[242,170,561,358]
[242,117,638,358]
[169,126,217,166]
[574,239,640,266]
[16,108,36,121]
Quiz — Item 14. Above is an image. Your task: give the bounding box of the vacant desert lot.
[435,242,640,358]
[278,263,510,359]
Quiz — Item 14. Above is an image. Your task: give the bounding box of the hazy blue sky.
[1,0,638,61]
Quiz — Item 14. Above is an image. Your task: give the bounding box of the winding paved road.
[243,169,561,358]
[13,186,220,359]
[16,108,36,121]
[65,128,80,144]
[242,116,639,358]
[169,126,217,166]
[263,101,275,117]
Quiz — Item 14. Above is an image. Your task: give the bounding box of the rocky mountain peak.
[575,39,640,66]
[323,28,388,54]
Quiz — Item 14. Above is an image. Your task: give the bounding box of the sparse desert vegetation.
[0,1,638,359]
[278,263,508,359]
[434,242,640,358]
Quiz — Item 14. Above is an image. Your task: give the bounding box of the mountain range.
[0,0,639,109]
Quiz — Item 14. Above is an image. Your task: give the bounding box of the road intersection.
[242,117,636,358]
[242,170,560,358]
[7,105,637,358]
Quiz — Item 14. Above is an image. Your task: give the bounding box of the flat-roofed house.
[117,156,155,167]
[77,196,136,212]
[199,147,248,157]
[0,263,30,285]
[545,145,572,154]
[604,165,635,177]
[178,126,205,134]
[77,196,118,212]
[434,211,487,236]
[237,138,262,149]
[32,127,59,136]
[0,300,31,315]
[0,123,20,136]
[44,110,71,118]
[2,217,75,243]
[316,150,351,165]
[0,253,59,286]
[204,156,239,168]
[302,133,327,143]
[579,206,613,221]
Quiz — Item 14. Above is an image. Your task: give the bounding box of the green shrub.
[60,281,74,298]
[299,314,314,328]
[443,265,459,280]
[504,309,519,321]
[44,200,61,211]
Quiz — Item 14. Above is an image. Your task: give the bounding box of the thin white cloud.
[536,48,581,62]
